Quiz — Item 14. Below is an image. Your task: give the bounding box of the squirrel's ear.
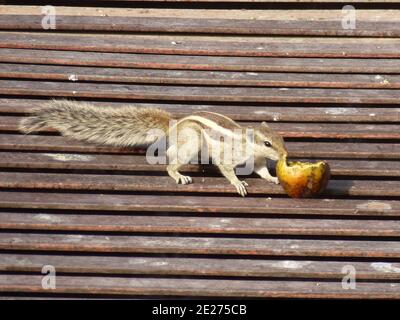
[261,121,270,128]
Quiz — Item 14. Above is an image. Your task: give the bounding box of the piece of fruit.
[276,156,331,198]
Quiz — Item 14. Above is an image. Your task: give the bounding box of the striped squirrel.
[19,100,288,196]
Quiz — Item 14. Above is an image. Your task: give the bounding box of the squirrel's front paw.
[176,175,193,185]
[269,177,279,185]
[232,180,248,197]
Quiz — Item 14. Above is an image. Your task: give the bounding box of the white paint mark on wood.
[68,74,78,81]
[370,262,400,273]
[35,214,61,222]
[151,261,169,266]
[128,258,147,265]
[325,108,357,115]
[356,201,392,213]
[272,260,311,269]
[43,153,94,162]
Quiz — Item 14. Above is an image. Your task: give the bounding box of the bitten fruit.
[276,156,331,198]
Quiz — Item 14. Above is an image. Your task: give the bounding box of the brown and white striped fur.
[19,100,287,196]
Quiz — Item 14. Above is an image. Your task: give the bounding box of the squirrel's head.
[254,122,287,161]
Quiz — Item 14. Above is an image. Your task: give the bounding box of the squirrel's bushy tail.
[19,100,172,147]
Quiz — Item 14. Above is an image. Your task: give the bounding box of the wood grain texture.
[0,152,399,177]
[1,211,400,237]
[1,135,399,159]
[2,63,400,89]
[4,115,400,139]
[0,171,399,196]
[0,191,398,216]
[1,232,400,257]
[2,98,399,123]
[2,80,400,104]
[2,49,400,74]
[1,274,400,299]
[1,3,400,300]
[2,32,400,58]
[2,253,400,280]
[1,15,399,37]
[2,7,400,21]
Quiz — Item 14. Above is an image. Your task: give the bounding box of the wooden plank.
[4,116,400,139]
[2,7,400,21]
[0,232,399,258]
[1,49,400,74]
[0,191,398,216]
[0,274,399,299]
[0,171,399,197]
[2,63,400,89]
[1,135,399,159]
[1,32,400,58]
[2,80,400,104]
[2,253,400,280]
[0,152,399,177]
[1,15,400,37]
[0,134,141,154]
[2,98,399,123]
[1,211,400,237]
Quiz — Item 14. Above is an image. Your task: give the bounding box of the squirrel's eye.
[264,141,272,148]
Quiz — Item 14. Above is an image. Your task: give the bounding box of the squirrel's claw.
[233,180,248,197]
[270,177,279,185]
[177,175,193,185]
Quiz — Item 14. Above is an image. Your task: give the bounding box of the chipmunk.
[19,100,287,196]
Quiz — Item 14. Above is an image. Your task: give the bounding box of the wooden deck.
[0,2,399,299]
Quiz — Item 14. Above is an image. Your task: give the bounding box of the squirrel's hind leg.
[166,132,200,185]
[167,163,193,185]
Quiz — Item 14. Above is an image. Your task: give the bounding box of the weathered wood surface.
[3,7,400,21]
[1,211,400,237]
[0,171,398,196]
[2,63,399,89]
[1,135,398,159]
[2,49,400,74]
[1,152,399,177]
[0,192,397,216]
[1,15,400,37]
[2,98,399,123]
[2,80,400,104]
[1,274,399,299]
[1,3,400,300]
[2,253,400,280]
[2,32,400,58]
[1,232,400,257]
